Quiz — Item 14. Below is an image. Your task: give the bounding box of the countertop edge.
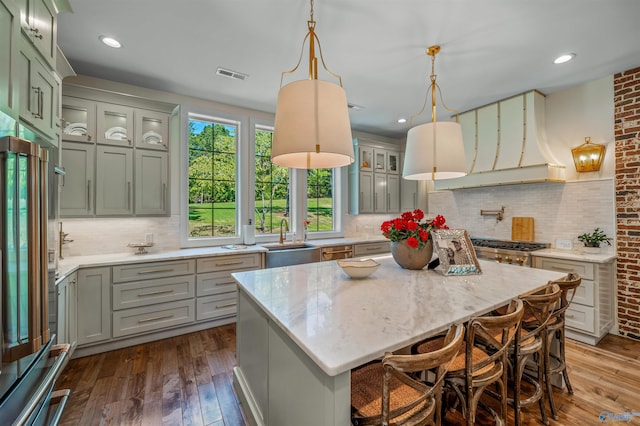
[531,249,617,263]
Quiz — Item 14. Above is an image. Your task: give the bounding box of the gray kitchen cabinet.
[56,271,77,355]
[400,177,418,212]
[358,171,373,213]
[77,267,111,346]
[0,0,20,119]
[351,138,401,214]
[533,255,615,345]
[60,141,95,216]
[96,102,134,146]
[17,35,56,139]
[72,252,262,358]
[95,145,133,215]
[135,149,168,215]
[61,96,96,143]
[135,109,169,150]
[17,0,56,69]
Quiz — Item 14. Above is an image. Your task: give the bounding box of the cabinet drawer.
[534,258,594,280]
[197,293,237,321]
[572,278,595,307]
[112,259,196,283]
[354,242,390,257]
[197,270,251,297]
[113,300,195,338]
[113,275,196,310]
[197,254,261,273]
[565,304,595,334]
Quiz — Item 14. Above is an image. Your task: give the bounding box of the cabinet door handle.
[87,180,91,211]
[413,193,416,207]
[162,183,166,210]
[30,27,43,39]
[136,267,176,275]
[31,86,42,118]
[38,89,44,119]
[138,289,174,297]
[88,134,92,141]
[138,314,175,323]
[216,301,237,309]
[127,182,131,211]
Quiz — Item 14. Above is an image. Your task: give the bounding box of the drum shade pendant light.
[571,137,606,172]
[403,46,467,180]
[271,0,354,169]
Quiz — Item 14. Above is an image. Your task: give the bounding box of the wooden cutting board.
[512,217,535,242]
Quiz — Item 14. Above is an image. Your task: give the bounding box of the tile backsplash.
[62,179,614,257]
[426,179,615,249]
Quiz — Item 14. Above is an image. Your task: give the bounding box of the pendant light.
[271,0,354,169]
[402,46,467,180]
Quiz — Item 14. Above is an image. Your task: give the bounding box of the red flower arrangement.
[381,209,448,249]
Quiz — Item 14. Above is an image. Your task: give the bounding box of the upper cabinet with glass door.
[135,109,168,150]
[386,151,399,174]
[359,145,373,172]
[97,103,134,146]
[61,96,96,143]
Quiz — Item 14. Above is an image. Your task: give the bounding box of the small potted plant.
[577,228,612,253]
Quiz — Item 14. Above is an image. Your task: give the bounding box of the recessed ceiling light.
[99,35,122,48]
[397,118,407,124]
[553,53,575,64]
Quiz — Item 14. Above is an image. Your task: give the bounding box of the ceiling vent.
[216,67,249,81]
[348,103,365,111]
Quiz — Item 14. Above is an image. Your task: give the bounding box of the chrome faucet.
[279,218,289,244]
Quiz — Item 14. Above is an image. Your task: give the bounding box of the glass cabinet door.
[374,149,386,172]
[96,103,134,146]
[135,109,168,150]
[387,151,399,174]
[359,146,373,171]
[61,97,96,143]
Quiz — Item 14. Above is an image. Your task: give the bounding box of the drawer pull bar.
[550,266,574,272]
[216,301,237,309]
[365,247,383,251]
[136,267,176,275]
[323,249,353,254]
[565,314,575,319]
[138,289,174,297]
[215,261,244,267]
[138,314,175,323]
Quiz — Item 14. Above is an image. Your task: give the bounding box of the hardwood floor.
[55,325,640,425]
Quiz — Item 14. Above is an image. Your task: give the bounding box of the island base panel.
[234,290,351,426]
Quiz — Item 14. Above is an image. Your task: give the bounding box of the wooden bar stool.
[508,283,561,426]
[350,323,464,426]
[412,299,524,426]
[543,273,581,420]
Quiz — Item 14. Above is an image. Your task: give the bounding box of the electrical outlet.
[145,233,154,243]
[555,239,573,250]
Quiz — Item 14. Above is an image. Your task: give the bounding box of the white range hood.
[435,90,566,190]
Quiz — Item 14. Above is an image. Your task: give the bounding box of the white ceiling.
[57,0,640,139]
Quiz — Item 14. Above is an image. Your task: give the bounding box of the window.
[254,126,289,236]
[187,116,237,238]
[306,169,334,233]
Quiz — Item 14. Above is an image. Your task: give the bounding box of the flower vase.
[390,239,433,270]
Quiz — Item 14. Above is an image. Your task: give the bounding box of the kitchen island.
[232,255,566,426]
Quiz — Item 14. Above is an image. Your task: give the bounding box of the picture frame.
[431,229,482,276]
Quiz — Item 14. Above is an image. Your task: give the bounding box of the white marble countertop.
[232,255,566,377]
[55,237,390,282]
[531,248,616,264]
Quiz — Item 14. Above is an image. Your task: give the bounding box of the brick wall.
[614,66,640,340]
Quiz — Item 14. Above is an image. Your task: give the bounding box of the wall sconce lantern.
[571,137,606,172]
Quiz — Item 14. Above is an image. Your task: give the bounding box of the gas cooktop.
[470,238,550,252]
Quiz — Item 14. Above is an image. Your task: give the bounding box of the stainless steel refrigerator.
[0,136,70,424]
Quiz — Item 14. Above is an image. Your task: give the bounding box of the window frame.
[180,109,346,248]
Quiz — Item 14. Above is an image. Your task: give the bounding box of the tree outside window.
[188,118,237,238]
[307,169,333,232]
[254,127,289,235]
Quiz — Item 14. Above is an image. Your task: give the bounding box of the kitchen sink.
[263,243,321,268]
